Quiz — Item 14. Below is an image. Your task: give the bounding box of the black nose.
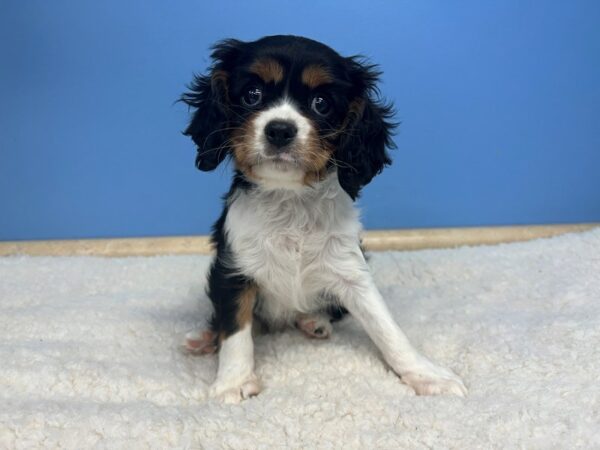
[265,120,297,148]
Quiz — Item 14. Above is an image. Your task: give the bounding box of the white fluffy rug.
[1,229,599,449]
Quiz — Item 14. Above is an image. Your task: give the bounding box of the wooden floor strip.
[0,223,597,257]
[361,223,598,251]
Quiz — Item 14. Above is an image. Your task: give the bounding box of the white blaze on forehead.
[252,99,312,149]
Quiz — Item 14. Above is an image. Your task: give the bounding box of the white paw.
[209,374,261,403]
[295,314,332,339]
[400,358,467,397]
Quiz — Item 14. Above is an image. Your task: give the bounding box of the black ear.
[336,58,397,199]
[181,39,244,171]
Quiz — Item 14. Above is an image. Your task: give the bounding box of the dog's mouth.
[262,150,299,165]
[248,148,308,188]
[254,157,302,175]
[255,145,304,168]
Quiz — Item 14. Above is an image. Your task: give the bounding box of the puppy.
[181,35,466,402]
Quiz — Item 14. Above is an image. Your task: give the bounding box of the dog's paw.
[182,329,217,355]
[209,374,261,403]
[295,313,332,339]
[399,358,467,397]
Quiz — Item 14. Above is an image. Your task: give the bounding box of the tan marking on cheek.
[300,99,366,185]
[303,170,328,186]
[236,284,258,327]
[299,125,335,185]
[231,114,259,178]
[249,58,284,84]
[301,65,333,89]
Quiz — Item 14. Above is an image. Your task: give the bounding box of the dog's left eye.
[310,94,332,117]
[241,86,263,107]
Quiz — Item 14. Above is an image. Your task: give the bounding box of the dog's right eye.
[241,86,263,107]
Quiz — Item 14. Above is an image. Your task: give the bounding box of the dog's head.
[181,35,396,199]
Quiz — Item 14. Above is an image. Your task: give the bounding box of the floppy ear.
[181,39,244,171]
[336,58,397,199]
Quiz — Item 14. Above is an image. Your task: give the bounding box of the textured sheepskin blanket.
[1,229,599,448]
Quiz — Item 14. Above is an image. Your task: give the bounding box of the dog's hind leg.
[183,329,217,355]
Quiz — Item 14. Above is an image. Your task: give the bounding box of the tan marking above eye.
[249,58,284,84]
[301,65,333,89]
[231,112,259,178]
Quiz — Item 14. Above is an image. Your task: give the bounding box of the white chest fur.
[224,173,362,324]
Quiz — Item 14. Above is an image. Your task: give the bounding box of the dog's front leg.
[209,285,261,403]
[333,258,467,396]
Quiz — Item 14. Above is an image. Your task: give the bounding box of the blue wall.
[1,1,599,240]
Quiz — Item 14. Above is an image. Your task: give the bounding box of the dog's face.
[182,35,395,198]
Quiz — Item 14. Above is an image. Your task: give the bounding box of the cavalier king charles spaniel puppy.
[181,35,466,402]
